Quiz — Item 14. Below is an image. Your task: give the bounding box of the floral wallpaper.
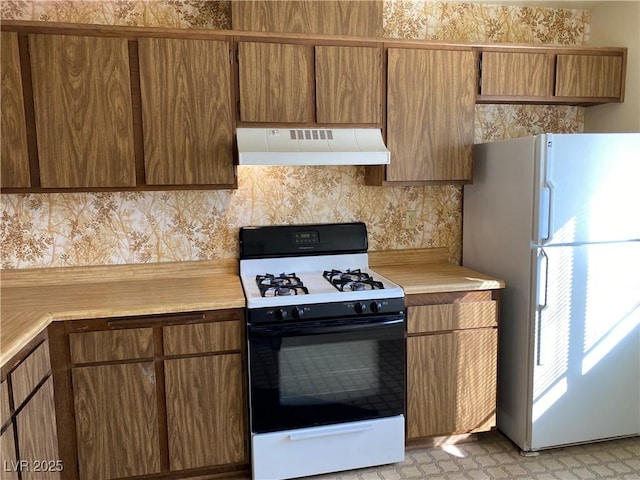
[0,0,587,269]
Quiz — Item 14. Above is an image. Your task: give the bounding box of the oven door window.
[248,316,405,433]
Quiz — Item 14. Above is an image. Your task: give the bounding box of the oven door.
[248,314,405,434]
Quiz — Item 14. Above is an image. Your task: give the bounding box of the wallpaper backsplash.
[0,1,586,269]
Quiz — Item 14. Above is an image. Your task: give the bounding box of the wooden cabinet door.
[1,32,30,188]
[481,51,553,97]
[72,362,161,480]
[164,353,245,470]
[15,377,60,480]
[315,45,381,124]
[238,41,313,123]
[0,427,19,480]
[29,34,136,188]
[555,54,624,99]
[407,328,497,439]
[386,48,475,182]
[139,38,235,186]
[231,1,382,37]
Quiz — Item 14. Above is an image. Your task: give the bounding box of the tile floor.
[303,431,640,480]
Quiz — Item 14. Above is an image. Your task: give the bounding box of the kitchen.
[1,1,639,479]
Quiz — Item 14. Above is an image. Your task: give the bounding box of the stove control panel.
[247,297,405,325]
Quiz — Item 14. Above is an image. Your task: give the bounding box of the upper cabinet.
[380,47,476,184]
[480,51,553,98]
[138,37,235,186]
[555,53,623,99]
[315,45,382,124]
[238,41,313,123]
[478,47,626,105]
[0,20,628,192]
[237,41,382,126]
[231,0,383,37]
[1,32,30,188]
[29,34,136,188]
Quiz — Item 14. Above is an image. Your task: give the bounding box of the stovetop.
[240,254,404,308]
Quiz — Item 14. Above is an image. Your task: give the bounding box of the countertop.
[1,260,244,367]
[1,249,505,367]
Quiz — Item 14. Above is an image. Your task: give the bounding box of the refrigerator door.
[536,133,640,246]
[530,241,640,450]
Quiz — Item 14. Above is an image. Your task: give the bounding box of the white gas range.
[239,223,406,480]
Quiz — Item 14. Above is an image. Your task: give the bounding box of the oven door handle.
[249,317,404,337]
[288,422,373,441]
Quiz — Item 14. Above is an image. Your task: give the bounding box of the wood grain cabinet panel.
[1,380,11,427]
[163,320,242,356]
[29,34,136,188]
[481,51,553,97]
[386,48,475,182]
[408,301,497,334]
[164,354,245,470]
[238,41,313,123]
[315,45,381,124]
[1,427,19,480]
[407,328,497,439]
[72,362,161,480]
[1,31,30,188]
[10,341,50,409]
[15,377,60,480]
[69,328,153,364]
[139,37,235,186]
[556,54,623,99]
[231,0,382,37]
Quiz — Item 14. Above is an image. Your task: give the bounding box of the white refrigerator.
[463,133,640,452]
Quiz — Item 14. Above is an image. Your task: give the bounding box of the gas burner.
[256,273,309,297]
[322,269,384,292]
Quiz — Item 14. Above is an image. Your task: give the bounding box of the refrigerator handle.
[539,185,552,243]
[535,248,549,366]
[536,248,549,310]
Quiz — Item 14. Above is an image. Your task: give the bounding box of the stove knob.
[275,308,288,321]
[292,307,305,319]
[355,302,367,314]
[370,301,383,313]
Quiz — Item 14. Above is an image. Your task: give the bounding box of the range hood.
[236,128,390,166]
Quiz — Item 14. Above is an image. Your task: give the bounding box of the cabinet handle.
[107,313,206,327]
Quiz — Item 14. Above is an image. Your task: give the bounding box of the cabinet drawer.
[163,321,242,356]
[70,328,154,364]
[1,380,11,427]
[10,341,50,409]
[408,301,497,334]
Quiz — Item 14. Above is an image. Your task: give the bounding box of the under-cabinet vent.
[289,129,334,141]
[236,127,390,166]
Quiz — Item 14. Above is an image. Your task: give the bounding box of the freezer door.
[530,242,640,450]
[537,133,640,245]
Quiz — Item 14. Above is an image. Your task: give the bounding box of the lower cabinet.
[1,338,61,480]
[50,309,247,480]
[0,426,19,480]
[406,291,499,441]
[165,354,244,470]
[162,318,246,472]
[72,363,161,480]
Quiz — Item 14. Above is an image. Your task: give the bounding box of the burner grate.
[256,273,309,297]
[323,269,384,292]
